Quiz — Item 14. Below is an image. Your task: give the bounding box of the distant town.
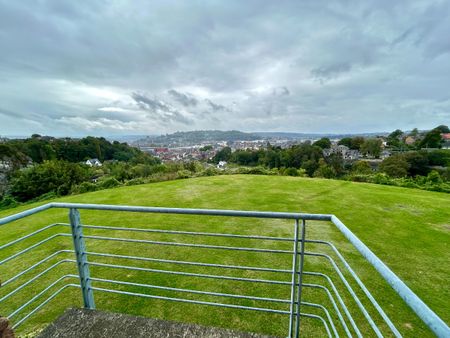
[130,129,450,163]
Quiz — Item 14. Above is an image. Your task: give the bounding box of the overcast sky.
[0,0,449,137]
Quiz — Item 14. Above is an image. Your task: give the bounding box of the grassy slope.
[0,175,448,337]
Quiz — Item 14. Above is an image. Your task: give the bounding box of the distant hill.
[134,130,260,146]
[254,131,388,139]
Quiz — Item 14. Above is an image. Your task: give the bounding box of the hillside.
[1,175,449,337]
[134,130,260,146]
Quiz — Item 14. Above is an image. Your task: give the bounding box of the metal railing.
[0,202,448,337]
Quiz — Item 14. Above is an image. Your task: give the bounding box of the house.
[380,150,391,159]
[0,160,12,170]
[404,136,416,145]
[217,161,227,169]
[442,141,450,150]
[442,133,450,141]
[323,145,360,161]
[85,158,102,167]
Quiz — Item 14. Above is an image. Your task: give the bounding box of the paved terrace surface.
[37,308,277,338]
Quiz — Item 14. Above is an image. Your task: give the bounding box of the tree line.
[0,135,160,206]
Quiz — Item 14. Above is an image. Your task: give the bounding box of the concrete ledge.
[37,308,277,338]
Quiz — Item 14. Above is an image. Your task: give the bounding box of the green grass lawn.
[0,175,449,337]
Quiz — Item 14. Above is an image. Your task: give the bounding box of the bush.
[201,167,220,176]
[285,167,299,176]
[0,195,18,210]
[426,170,443,184]
[10,160,90,202]
[74,182,98,194]
[30,191,57,202]
[379,155,409,178]
[125,178,147,186]
[177,170,192,179]
[99,177,121,189]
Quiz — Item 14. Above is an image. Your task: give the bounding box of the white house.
[217,161,227,169]
[85,158,102,167]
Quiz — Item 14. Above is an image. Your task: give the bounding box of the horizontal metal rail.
[91,286,290,315]
[61,223,294,242]
[0,233,71,266]
[87,261,292,286]
[50,202,331,220]
[1,250,73,287]
[86,251,291,274]
[90,276,290,304]
[0,260,75,304]
[0,223,61,250]
[81,234,292,254]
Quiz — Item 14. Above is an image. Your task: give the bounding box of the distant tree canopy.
[434,125,450,133]
[379,155,410,178]
[213,147,232,162]
[360,138,382,158]
[420,128,444,148]
[337,137,364,150]
[387,129,404,148]
[313,137,331,149]
[3,136,158,164]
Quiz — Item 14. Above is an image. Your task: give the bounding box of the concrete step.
[37,308,277,338]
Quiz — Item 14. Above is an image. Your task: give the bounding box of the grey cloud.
[131,92,193,125]
[273,87,290,96]
[205,99,230,112]
[311,63,352,80]
[168,90,198,106]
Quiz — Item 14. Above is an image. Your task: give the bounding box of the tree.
[420,129,443,149]
[360,139,382,158]
[387,129,404,148]
[313,138,332,149]
[338,138,352,148]
[409,128,419,137]
[10,161,90,201]
[352,161,372,174]
[434,125,450,133]
[379,155,409,178]
[213,147,232,163]
[326,153,345,176]
[313,159,336,178]
[403,151,429,176]
[350,137,365,150]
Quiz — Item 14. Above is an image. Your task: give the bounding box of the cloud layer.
[0,0,449,136]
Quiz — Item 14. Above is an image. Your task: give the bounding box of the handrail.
[0,202,332,224]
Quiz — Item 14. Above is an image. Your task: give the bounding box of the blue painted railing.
[0,203,448,337]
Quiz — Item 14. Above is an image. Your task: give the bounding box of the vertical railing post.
[69,208,95,309]
[295,219,306,337]
[288,219,300,337]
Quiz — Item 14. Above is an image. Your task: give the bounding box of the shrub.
[379,155,409,178]
[285,167,299,176]
[125,178,147,186]
[177,170,192,179]
[99,177,120,189]
[75,182,98,194]
[0,195,18,210]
